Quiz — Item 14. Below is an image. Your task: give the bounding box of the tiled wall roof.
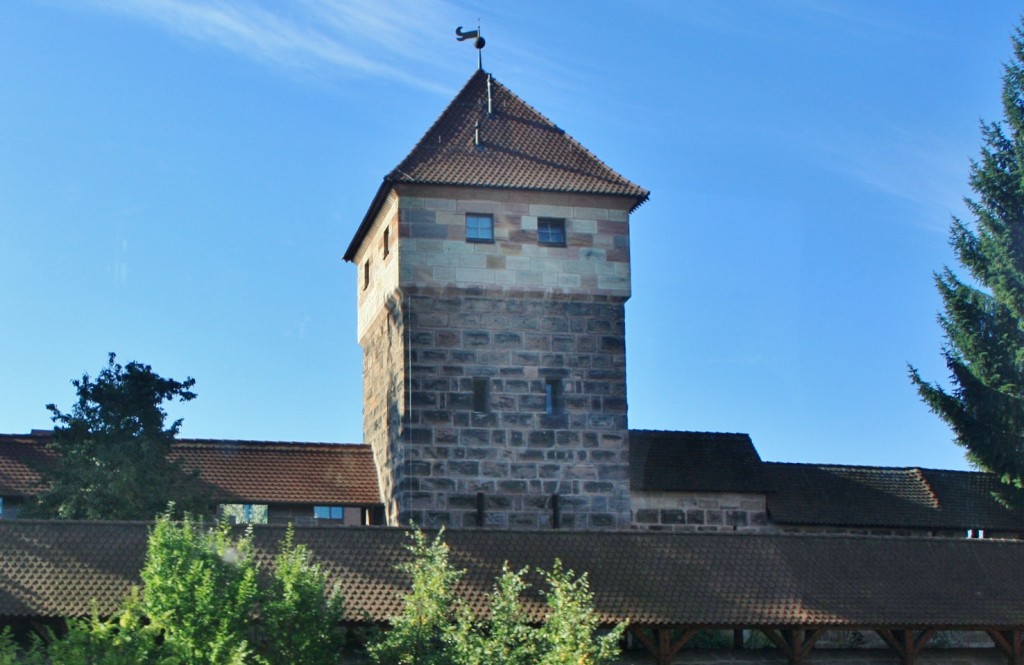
[391,70,649,201]
[173,440,379,505]
[629,430,770,493]
[0,434,380,506]
[764,462,1024,531]
[624,429,1024,532]
[4,521,1024,629]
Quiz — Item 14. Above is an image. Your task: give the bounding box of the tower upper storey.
[345,69,648,259]
[345,70,648,341]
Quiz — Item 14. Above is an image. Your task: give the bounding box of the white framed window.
[466,213,494,243]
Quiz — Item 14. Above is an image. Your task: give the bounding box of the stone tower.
[344,69,648,529]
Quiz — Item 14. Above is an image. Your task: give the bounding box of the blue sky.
[1,1,1021,470]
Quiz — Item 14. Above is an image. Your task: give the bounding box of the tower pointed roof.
[346,69,648,261]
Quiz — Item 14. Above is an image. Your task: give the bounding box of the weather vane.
[455,23,485,70]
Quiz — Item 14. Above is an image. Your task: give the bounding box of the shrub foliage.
[0,522,621,664]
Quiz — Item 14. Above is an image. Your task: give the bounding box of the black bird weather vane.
[456,24,485,70]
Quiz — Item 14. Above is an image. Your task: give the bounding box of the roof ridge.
[630,428,751,437]
[765,460,930,472]
[478,73,647,199]
[175,438,367,449]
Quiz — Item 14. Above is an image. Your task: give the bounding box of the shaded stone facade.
[631,491,769,533]
[353,185,634,529]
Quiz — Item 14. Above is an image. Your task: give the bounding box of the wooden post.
[987,629,1023,665]
[761,627,825,665]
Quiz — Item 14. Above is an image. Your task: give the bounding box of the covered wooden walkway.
[1,522,1023,665]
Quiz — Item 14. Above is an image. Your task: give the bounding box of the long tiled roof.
[765,462,1024,531]
[629,430,771,493]
[173,440,379,505]
[3,521,1024,629]
[0,433,380,506]
[346,69,649,261]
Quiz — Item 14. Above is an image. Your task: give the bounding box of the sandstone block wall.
[393,184,632,298]
[631,491,771,533]
[360,301,407,525]
[389,289,631,529]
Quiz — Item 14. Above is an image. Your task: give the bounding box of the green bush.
[25,511,346,664]
[369,529,625,665]
[141,513,259,664]
[259,527,346,665]
[367,529,463,665]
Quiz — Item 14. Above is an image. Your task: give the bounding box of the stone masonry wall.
[631,491,770,533]
[396,289,631,530]
[354,190,400,342]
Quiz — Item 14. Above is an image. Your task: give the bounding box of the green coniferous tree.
[910,24,1024,492]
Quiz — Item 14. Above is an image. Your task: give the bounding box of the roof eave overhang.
[344,176,395,263]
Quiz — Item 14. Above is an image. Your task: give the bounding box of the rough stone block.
[660,509,686,525]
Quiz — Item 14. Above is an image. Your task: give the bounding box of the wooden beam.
[988,629,1023,665]
[876,628,935,665]
[628,625,699,665]
[760,627,825,665]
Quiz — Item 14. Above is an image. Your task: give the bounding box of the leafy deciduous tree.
[910,24,1024,494]
[29,353,209,520]
[141,512,259,664]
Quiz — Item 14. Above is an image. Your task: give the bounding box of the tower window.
[544,378,562,415]
[363,260,370,289]
[538,218,566,246]
[383,227,390,258]
[472,377,489,412]
[466,213,494,243]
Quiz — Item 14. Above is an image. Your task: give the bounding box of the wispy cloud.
[788,122,974,232]
[83,0,461,94]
